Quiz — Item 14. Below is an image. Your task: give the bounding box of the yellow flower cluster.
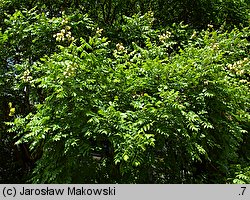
[96,27,103,36]
[227,58,248,75]
[116,43,125,51]
[207,24,213,28]
[63,63,76,78]
[158,31,171,42]
[227,58,250,85]
[21,69,32,82]
[53,24,74,42]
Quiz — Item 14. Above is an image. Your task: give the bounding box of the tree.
[1,0,249,183]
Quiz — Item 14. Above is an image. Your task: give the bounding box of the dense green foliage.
[1,0,250,183]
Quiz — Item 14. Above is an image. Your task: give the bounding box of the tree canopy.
[0,0,250,183]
